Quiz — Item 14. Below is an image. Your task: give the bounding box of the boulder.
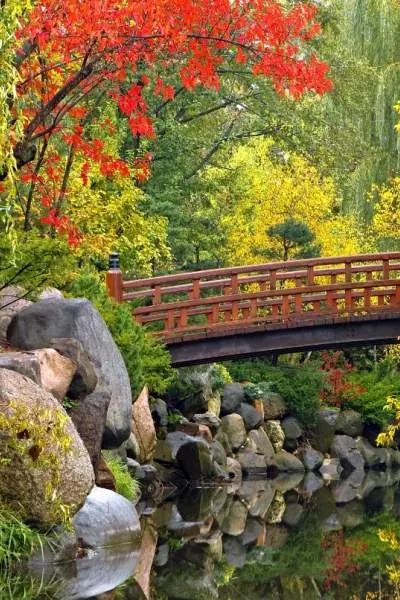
[7,298,132,447]
[154,431,201,464]
[298,472,324,495]
[96,457,116,491]
[337,500,365,528]
[236,450,267,474]
[211,440,227,468]
[319,458,343,481]
[169,365,214,416]
[220,414,246,451]
[271,472,304,493]
[312,409,339,453]
[356,437,384,468]
[221,383,245,415]
[331,435,365,471]
[331,468,365,503]
[248,428,275,464]
[126,432,140,459]
[223,535,247,568]
[247,482,275,519]
[266,492,286,524]
[177,487,214,522]
[69,391,110,471]
[214,428,233,456]
[132,386,157,464]
[176,440,214,481]
[225,457,243,488]
[0,369,94,526]
[38,287,64,300]
[150,398,168,428]
[335,410,363,437]
[73,486,141,548]
[297,447,324,471]
[48,338,97,400]
[262,392,287,420]
[193,412,221,433]
[282,417,303,440]
[264,420,284,452]
[237,402,262,430]
[0,285,32,342]
[0,348,76,402]
[271,450,305,473]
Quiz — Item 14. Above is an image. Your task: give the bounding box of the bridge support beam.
[167,314,400,367]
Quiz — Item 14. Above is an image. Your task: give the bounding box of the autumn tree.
[0,0,331,251]
[262,218,320,261]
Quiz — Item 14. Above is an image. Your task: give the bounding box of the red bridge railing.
[106,252,400,342]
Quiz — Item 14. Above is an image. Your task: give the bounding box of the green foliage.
[343,369,400,426]
[0,573,56,600]
[210,363,233,392]
[68,271,174,398]
[227,359,325,426]
[102,452,139,501]
[0,509,45,568]
[243,381,273,401]
[263,218,321,261]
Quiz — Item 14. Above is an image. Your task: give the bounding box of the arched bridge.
[106,253,400,367]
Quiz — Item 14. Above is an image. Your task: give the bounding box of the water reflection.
[31,469,400,600]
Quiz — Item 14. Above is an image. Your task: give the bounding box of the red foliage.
[319,351,365,408]
[322,531,368,590]
[7,0,332,246]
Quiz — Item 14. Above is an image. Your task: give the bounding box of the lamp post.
[106,252,123,303]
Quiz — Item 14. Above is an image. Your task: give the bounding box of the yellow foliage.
[207,139,361,265]
[376,396,400,447]
[67,163,171,276]
[370,177,400,247]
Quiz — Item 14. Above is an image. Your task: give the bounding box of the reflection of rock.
[225,457,243,493]
[271,450,305,473]
[220,414,246,450]
[264,420,285,452]
[271,472,304,493]
[266,491,285,524]
[331,435,365,472]
[73,487,140,548]
[221,383,245,415]
[365,487,395,515]
[177,487,214,522]
[312,409,339,453]
[331,468,365,503]
[356,437,384,468]
[218,498,248,536]
[134,517,158,600]
[223,535,247,568]
[337,500,365,528]
[297,447,323,471]
[298,472,324,495]
[176,440,214,481]
[282,503,304,527]
[335,409,363,437]
[238,517,264,545]
[263,524,289,549]
[319,458,343,481]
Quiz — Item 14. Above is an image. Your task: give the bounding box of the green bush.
[102,452,139,501]
[68,271,175,398]
[343,370,400,427]
[227,359,325,427]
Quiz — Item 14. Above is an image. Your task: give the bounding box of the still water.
[24,469,400,600]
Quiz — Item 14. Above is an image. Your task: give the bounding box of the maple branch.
[24,137,50,231]
[185,118,237,180]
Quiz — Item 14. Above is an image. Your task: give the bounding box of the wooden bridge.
[106,252,400,366]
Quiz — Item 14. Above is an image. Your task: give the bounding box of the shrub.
[68,271,175,398]
[102,452,139,501]
[342,371,400,427]
[210,363,232,391]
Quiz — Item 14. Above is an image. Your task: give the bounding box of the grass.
[103,452,140,501]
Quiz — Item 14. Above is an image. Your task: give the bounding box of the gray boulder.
[69,391,110,471]
[0,285,32,341]
[331,468,365,503]
[271,472,304,493]
[356,437,384,468]
[0,369,94,526]
[337,500,365,528]
[238,517,264,546]
[47,337,97,400]
[319,458,343,481]
[218,498,248,536]
[150,398,168,428]
[331,435,365,471]
[7,299,132,448]
[248,427,275,464]
[238,402,262,430]
[211,440,227,468]
[73,486,141,548]
[282,417,303,440]
[155,431,204,463]
[176,440,214,481]
[225,457,243,489]
[298,472,324,495]
[193,411,221,432]
[220,414,246,451]
[223,535,247,568]
[221,383,245,415]
[236,450,267,474]
[282,503,304,527]
[262,392,287,420]
[312,409,339,453]
[335,410,363,437]
[297,447,324,471]
[271,450,305,473]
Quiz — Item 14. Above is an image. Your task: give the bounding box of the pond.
[24,467,400,600]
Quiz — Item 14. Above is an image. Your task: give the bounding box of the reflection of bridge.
[107,253,400,367]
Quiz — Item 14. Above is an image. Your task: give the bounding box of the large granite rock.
[356,437,384,468]
[7,298,132,447]
[283,503,304,527]
[335,410,363,437]
[73,486,141,547]
[271,450,305,473]
[47,337,97,400]
[264,420,285,452]
[223,535,247,568]
[297,447,324,471]
[218,498,248,536]
[248,427,275,464]
[262,392,287,420]
[220,414,246,451]
[193,412,221,433]
[0,348,76,402]
[176,440,214,481]
[221,383,245,415]
[236,450,267,474]
[319,458,343,481]
[169,365,214,416]
[237,402,262,430]
[132,386,157,464]
[151,398,168,428]
[331,435,365,472]
[0,369,94,526]
[154,431,199,463]
[282,417,303,440]
[0,285,32,342]
[312,409,339,453]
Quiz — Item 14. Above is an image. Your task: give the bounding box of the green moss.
[103,452,139,501]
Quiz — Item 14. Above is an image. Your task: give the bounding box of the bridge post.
[106,252,123,304]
